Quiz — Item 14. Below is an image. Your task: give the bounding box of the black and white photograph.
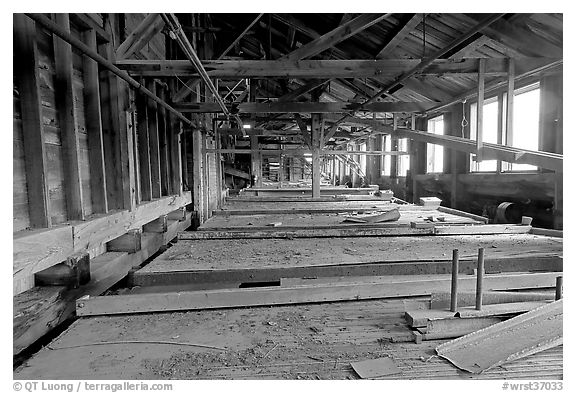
[7,3,570,388]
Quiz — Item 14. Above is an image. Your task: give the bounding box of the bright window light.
[243,124,252,129]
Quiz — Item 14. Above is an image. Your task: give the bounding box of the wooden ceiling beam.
[116,13,165,60]
[175,101,437,114]
[115,57,554,78]
[375,14,422,59]
[281,14,392,61]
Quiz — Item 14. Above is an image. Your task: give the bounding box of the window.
[426,116,444,173]
[397,138,410,176]
[470,97,499,172]
[503,83,540,171]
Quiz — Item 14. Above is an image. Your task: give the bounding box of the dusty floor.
[14,298,562,380]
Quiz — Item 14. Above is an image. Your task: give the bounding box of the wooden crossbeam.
[116,13,165,60]
[115,58,550,78]
[376,14,421,58]
[176,101,437,114]
[282,14,392,61]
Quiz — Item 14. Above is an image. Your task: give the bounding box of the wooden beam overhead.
[116,57,550,78]
[282,14,392,61]
[376,14,422,59]
[361,13,507,107]
[175,101,437,114]
[218,13,264,59]
[116,13,165,60]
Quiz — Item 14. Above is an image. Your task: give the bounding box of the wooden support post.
[53,13,85,220]
[555,276,563,300]
[143,215,168,233]
[250,135,262,187]
[136,88,152,201]
[505,58,515,146]
[391,115,399,179]
[157,84,170,196]
[311,113,322,197]
[13,14,51,228]
[451,249,459,312]
[171,119,183,195]
[215,123,223,207]
[82,28,108,214]
[476,58,486,159]
[192,128,205,224]
[107,229,142,254]
[146,79,162,199]
[476,248,485,310]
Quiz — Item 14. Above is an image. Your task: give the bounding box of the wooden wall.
[13,13,190,295]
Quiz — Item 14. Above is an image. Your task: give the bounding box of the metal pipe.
[161,13,230,118]
[25,13,193,127]
[450,249,459,312]
[555,276,563,300]
[476,248,485,310]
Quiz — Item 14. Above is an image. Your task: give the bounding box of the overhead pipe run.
[161,13,245,133]
[25,13,194,127]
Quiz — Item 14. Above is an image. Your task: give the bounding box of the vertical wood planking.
[311,113,322,198]
[157,83,170,196]
[81,28,108,213]
[170,118,183,196]
[146,78,162,199]
[53,13,85,220]
[13,14,51,228]
[192,127,205,224]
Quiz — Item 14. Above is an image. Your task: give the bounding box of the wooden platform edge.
[13,213,192,356]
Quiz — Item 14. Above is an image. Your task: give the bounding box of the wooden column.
[53,13,85,220]
[505,59,515,147]
[476,58,486,159]
[13,14,51,228]
[446,104,469,209]
[390,115,399,180]
[82,28,108,214]
[311,113,323,197]
[192,127,205,224]
[146,79,161,199]
[157,84,170,196]
[135,90,152,201]
[250,135,262,187]
[410,118,427,203]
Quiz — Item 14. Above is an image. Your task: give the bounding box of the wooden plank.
[430,291,557,310]
[13,14,51,228]
[116,58,542,78]
[72,192,191,253]
[406,301,551,328]
[69,13,111,42]
[76,272,559,316]
[530,227,563,238]
[228,194,393,202]
[169,116,183,196]
[82,28,108,213]
[13,225,74,295]
[146,79,161,198]
[282,14,391,61]
[54,14,85,220]
[224,166,251,180]
[192,128,205,224]
[181,226,434,240]
[436,300,563,373]
[107,229,142,253]
[157,85,170,196]
[438,205,489,223]
[176,101,438,114]
[433,224,531,235]
[133,254,561,288]
[476,58,485,156]
[376,14,421,58]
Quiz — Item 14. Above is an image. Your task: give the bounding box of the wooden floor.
[15,192,563,379]
[14,298,562,380]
